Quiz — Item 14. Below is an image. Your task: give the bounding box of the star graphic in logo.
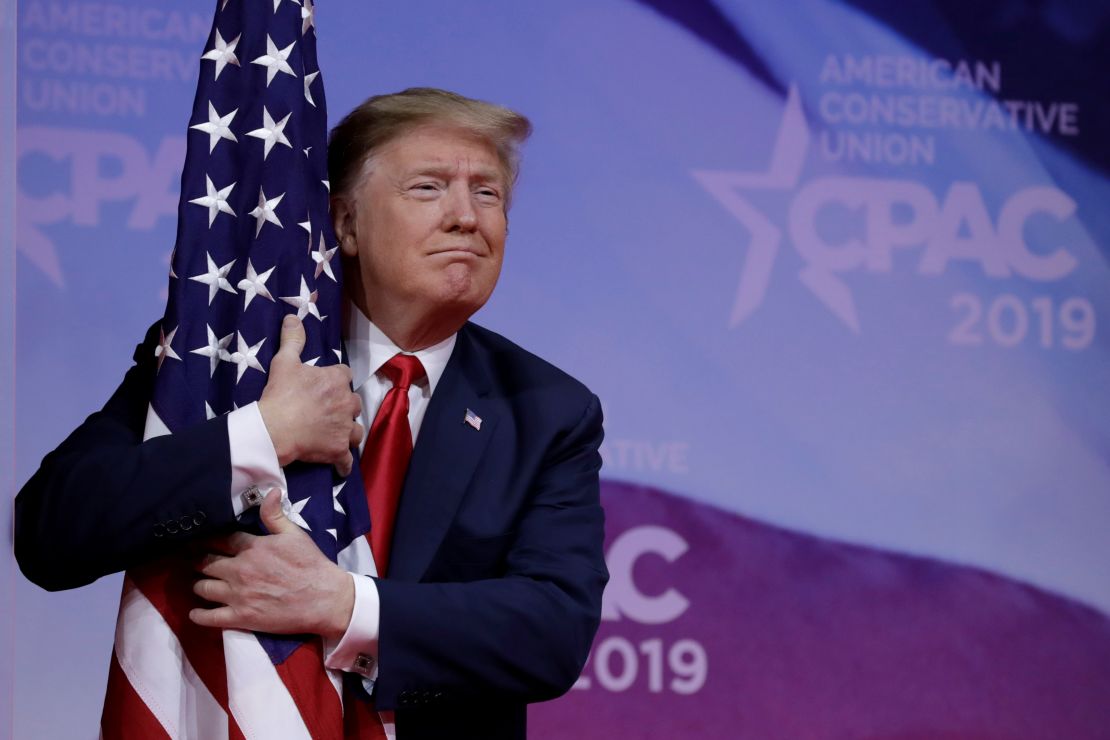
[693,85,861,332]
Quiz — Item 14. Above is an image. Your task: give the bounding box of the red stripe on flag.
[130,560,245,740]
[102,649,173,740]
[274,639,346,739]
[342,680,388,740]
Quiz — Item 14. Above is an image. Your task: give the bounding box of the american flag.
[101,1,378,737]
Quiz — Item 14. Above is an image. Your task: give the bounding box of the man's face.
[336,124,508,339]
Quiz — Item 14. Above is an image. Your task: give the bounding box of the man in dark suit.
[16,87,608,739]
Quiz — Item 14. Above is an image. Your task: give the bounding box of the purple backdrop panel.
[530,480,1110,738]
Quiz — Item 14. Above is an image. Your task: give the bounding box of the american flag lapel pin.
[463,408,482,431]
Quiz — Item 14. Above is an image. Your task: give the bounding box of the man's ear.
[331,196,359,257]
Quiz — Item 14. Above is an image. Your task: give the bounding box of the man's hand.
[258,315,363,477]
[189,490,355,639]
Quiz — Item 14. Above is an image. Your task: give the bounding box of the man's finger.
[193,578,233,605]
[197,552,231,576]
[349,422,364,450]
[260,489,298,535]
[274,314,306,363]
[189,605,240,629]
[336,450,353,479]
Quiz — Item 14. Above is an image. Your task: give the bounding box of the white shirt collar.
[345,305,456,394]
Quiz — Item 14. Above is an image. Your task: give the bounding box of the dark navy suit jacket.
[16,320,608,740]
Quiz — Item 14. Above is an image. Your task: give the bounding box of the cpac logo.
[601,525,690,625]
[18,126,183,286]
[694,86,1079,332]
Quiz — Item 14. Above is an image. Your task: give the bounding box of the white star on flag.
[249,188,285,236]
[201,31,240,81]
[155,326,181,372]
[246,106,292,160]
[205,402,217,420]
[189,253,238,305]
[303,70,319,106]
[331,482,346,514]
[301,0,316,35]
[312,233,337,281]
[298,214,312,234]
[227,331,266,383]
[189,175,236,227]
[190,324,234,377]
[251,35,296,86]
[237,259,275,308]
[285,495,312,531]
[190,102,239,153]
[280,276,322,321]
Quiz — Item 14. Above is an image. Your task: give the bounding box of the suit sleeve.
[373,392,608,708]
[15,322,239,591]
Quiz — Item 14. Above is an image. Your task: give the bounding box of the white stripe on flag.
[223,630,314,739]
[115,580,230,740]
[337,532,375,577]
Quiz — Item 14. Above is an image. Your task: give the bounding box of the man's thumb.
[260,489,297,535]
[276,314,306,362]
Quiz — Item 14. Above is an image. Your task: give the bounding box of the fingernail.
[283,314,296,328]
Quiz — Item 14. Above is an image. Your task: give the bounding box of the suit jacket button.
[179,515,194,531]
[153,523,165,538]
[193,511,207,526]
[164,520,179,535]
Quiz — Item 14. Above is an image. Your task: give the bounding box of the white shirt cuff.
[226,402,286,516]
[324,574,382,687]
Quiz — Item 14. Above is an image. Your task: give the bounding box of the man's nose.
[442,185,478,232]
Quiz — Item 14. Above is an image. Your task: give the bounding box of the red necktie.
[360,353,426,577]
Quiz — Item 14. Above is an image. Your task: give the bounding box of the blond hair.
[328,87,532,205]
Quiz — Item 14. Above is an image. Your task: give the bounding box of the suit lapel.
[388,326,497,581]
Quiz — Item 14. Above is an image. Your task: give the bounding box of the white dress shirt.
[224,306,456,711]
